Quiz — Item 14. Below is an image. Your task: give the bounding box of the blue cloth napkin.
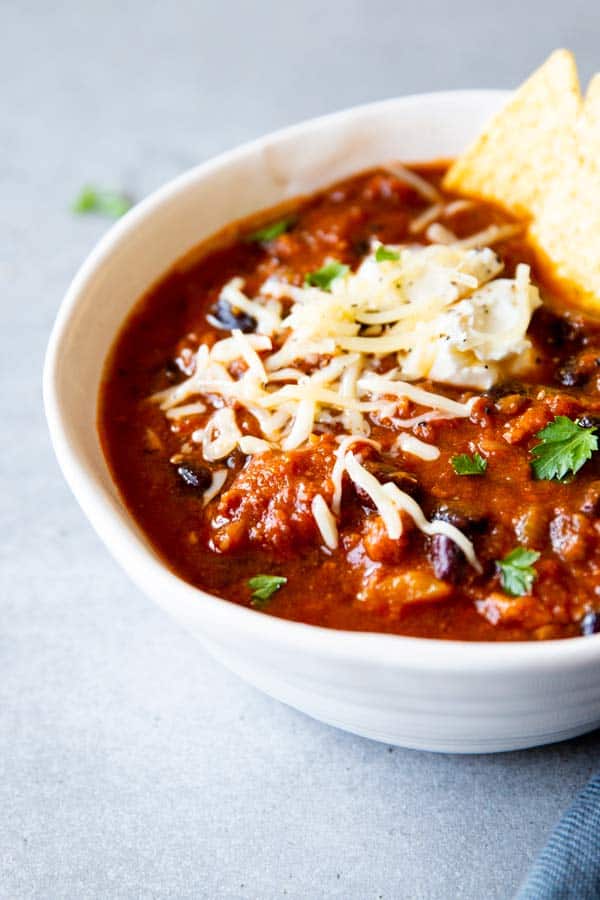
[516,771,600,899]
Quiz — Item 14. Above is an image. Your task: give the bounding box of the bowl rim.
[44,88,600,672]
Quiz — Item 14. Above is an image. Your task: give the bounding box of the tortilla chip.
[443,50,582,219]
[530,74,600,312]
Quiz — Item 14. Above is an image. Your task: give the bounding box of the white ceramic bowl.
[44,91,600,753]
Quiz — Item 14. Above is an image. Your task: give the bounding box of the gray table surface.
[3,1,600,897]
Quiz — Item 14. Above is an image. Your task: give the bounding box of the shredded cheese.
[210,333,272,363]
[165,401,206,420]
[383,162,442,203]
[443,199,474,217]
[409,203,446,234]
[426,222,457,244]
[282,398,317,450]
[311,494,339,550]
[201,408,241,461]
[230,329,268,381]
[395,433,440,461]
[358,371,476,417]
[453,223,522,251]
[238,436,272,454]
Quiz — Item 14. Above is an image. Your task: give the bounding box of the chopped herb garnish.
[375,245,400,262]
[72,186,132,219]
[530,415,598,481]
[305,260,349,291]
[451,452,487,476]
[248,574,287,607]
[497,547,540,597]
[247,217,295,243]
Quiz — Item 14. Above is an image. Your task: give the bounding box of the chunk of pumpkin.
[375,570,452,607]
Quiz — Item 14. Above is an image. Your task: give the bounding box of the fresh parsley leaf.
[497,547,540,597]
[451,452,487,475]
[247,217,295,243]
[72,186,132,219]
[375,245,400,262]
[530,415,598,481]
[305,260,349,291]
[248,574,287,607]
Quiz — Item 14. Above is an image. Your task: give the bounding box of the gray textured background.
[3,2,600,898]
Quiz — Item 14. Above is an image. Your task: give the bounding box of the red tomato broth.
[99,164,600,641]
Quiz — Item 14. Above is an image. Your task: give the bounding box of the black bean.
[557,359,586,387]
[542,312,582,349]
[430,533,463,583]
[210,296,256,333]
[483,381,529,401]
[176,463,212,491]
[581,612,600,636]
[576,416,600,430]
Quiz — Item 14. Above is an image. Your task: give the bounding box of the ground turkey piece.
[209,436,337,555]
